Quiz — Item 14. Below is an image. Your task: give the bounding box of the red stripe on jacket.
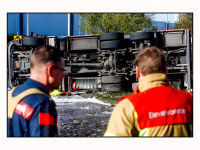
[14,101,34,120]
[39,113,55,126]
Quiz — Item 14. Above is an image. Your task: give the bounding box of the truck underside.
[7,29,193,92]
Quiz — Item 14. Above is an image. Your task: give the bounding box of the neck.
[30,72,50,91]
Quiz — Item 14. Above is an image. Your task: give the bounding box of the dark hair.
[30,45,62,69]
[135,46,166,75]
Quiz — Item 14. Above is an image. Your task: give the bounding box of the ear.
[165,65,168,74]
[136,66,140,79]
[47,65,54,77]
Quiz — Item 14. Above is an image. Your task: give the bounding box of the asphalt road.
[52,95,114,137]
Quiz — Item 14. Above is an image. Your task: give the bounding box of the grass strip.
[90,92,133,105]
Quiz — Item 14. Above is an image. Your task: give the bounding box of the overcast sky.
[153,13,177,23]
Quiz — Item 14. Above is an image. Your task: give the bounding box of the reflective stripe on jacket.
[105,73,193,136]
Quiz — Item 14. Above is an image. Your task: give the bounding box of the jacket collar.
[25,78,49,94]
[138,73,169,92]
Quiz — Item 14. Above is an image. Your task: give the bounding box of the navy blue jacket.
[8,78,58,137]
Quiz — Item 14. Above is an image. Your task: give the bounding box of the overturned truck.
[8,29,193,92]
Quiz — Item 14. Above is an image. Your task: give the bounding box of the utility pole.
[27,13,29,36]
[166,14,168,30]
[68,13,71,36]
[79,17,80,35]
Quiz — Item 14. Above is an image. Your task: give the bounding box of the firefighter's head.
[30,45,65,90]
[135,46,167,81]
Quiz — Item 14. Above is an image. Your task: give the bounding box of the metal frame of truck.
[7,29,193,92]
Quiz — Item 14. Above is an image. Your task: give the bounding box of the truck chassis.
[7,29,193,92]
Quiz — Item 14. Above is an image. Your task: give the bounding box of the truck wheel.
[102,84,125,92]
[23,36,45,46]
[102,76,124,84]
[100,40,124,50]
[100,32,124,41]
[130,32,154,41]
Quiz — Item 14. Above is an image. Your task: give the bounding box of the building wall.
[8,13,175,36]
[28,13,68,36]
[73,14,81,36]
[8,13,20,35]
[8,13,82,36]
[153,21,175,30]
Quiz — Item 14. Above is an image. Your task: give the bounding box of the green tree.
[77,13,157,34]
[173,13,193,29]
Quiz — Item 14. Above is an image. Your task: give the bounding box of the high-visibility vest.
[118,86,193,129]
[8,87,48,136]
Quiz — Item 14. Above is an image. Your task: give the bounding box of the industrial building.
[7,13,175,37]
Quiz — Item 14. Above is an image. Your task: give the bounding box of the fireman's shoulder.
[115,98,135,112]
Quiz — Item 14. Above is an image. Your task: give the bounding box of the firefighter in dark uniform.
[8,45,66,137]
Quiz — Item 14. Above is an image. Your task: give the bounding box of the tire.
[124,38,133,48]
[102,76,124,84]
[101,84,125,92]
[23,36,45,46]
[100,40,124,50]
[100,32,124,41]
[130,32,154,41]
